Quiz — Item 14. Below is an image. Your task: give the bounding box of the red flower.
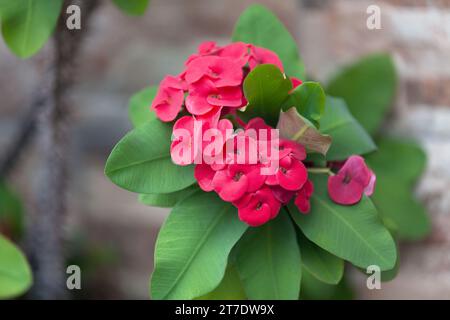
[248,45,284,72]
[212,164,266,202]
[218,42,250,67]
[194,164,216,192]
[328,155,376,205]
[294,180,314,213]
[186,78,242,115]
[290,77,303,90]
[270,185,295,205]
[151,75,185,122]
[185,56,243,87]
[234,187,281,227]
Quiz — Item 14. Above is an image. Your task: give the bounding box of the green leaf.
[327,54,397,135]
[196,265,246,300]
[128,87,158,128]
[139,185,198,208]
[297,231,344,285]
[289,174,397,271]
[0,0,64,58]
[105,119,195,194]
[277,107,331,156]
[112,0,150,16]
[282,82,326,124]
[300,269,354,300]
[232,4,305,79]
[150,191,248,300]
[0,234,32,299]
[241,64,292,126]
[320,96,376,160]
[366,137,430,240]
[235,211,301,300]
[0,182,24,240]
[366,137,426,186]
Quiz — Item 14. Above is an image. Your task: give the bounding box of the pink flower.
[185,41,221,65]
[234,187,281,227]
[218,42,250,67]
[328,155,376,205]
[277,139,306,161]
[271,185,295,205]
[194,164,217,192]
[186,78,242,115]
[294,180,314,213]
[248,45,284,72]
[212,164,266,202]
[266,156,308,191]
[185,56,243,87]
[291,77,303,90]
[151,75,185,122]
[170,116,203,165]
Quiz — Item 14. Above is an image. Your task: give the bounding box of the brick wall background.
[0,0,449,299]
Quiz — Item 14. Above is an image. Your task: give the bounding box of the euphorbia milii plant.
[105,4,400,301]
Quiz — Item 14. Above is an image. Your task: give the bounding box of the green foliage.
[128,87,158,127]
[0,182,24,240]
[113,0,150,16]
[0,234,32,299]
[105,119,196,194]
[320,96,376,160]
[366,137,430,240]
[0,0,64,58]
[282,82,325,126]
[196,265,247,300]
[297,231,344,285]
[139,185,198,208]
[289,174,397,271]
[232,4,305,79]
[327,54,397,135]
[150,191,248,300]
[300,269,354,300]
[241,64,292,126]
[235,210,301,300]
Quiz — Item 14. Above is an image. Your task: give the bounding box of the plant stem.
[26,0,100,299]
[307,167,334,175]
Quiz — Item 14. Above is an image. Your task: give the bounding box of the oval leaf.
[139,185,198,208]
[282,82,326,124]
[232,4,305,79]
[297,231,344,285]
[128,87,157,128]
[196,265,246,300]
[366,137,430,240]
[289,174,397,271]
[0,234,32,299]
[320,96,376,160]
[150,191,248,300]
[0,0,64,58]
[242,64,292,126]
[327,54,397,135]
[105,119,195,194]
[235,211,301,300]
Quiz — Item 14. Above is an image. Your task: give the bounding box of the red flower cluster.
[151,41,300,124]
[150,40,376,227]
[194,118,313,227]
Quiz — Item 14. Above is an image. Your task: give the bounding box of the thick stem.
[0,66,54,179]
[26,0,100,299]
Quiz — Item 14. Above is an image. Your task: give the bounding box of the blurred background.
[1,0,449,299]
